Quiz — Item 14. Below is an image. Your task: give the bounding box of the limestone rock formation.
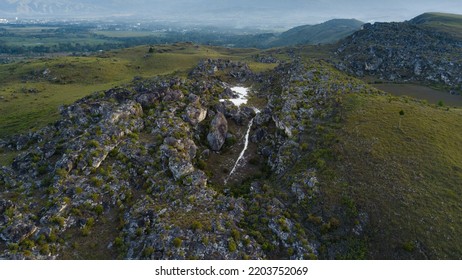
[207,112,228,151]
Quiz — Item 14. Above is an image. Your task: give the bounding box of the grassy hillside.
[321,93,462,259]
[410,12,462,38]
[277,19,364,46]
[1,41,460,259]
[0,43,276,138]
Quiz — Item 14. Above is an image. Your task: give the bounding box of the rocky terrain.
[1,11,461,261]
[0,56,382,259]
[336,21,462,94]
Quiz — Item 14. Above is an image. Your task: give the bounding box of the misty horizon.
[1,0,462,28]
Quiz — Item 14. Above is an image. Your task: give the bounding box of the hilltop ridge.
[0,12,461,260]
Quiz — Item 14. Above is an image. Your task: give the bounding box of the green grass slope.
[273,19,364,46]
[322,94,462,259]
[0,43,274,138]
[410,12,462,38]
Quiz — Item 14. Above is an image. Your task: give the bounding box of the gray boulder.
[207,112,228,151]
[168,156,194,180]
[185,104,207,126]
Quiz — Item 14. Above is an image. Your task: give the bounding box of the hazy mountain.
[228,18,364,48]
[2,1,462,28]
[274,19,364,45]
[0,0,103,16]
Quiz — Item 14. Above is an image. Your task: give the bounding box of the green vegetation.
[0,43,273,137]
[1,27,460,260]
[172,237,183,248]
[411,12,462,38]
[322,93,462,259]
[276,19,364,46]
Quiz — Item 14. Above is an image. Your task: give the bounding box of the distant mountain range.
[227,19,364,48]
[273,18,364,46]
[0,0,102,16]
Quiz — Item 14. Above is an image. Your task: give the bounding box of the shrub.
[142,246,155,257]
[94,204,104,215]
[39,244,50,255]
[231,229,240,241]
[50,216,65,228]
[81,226,90,236]
[196,159,207,170]
[86,217,95,227]
[113,237,124,248]
[287,247,295,256]
[55,168,68,178]
[95,127,103,136]
[173,237,183,248]
[21,239,35,250]
[4,207,14,219]
[88,140,99,148]
[228,239,237,252]
[91,177,103,187]
[403,241,415,252]
[191,221,203,231]
[307,214,322,225]
[8,243,19,252]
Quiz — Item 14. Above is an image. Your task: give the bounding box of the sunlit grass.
[0,43,269,137]
[324,93,462,258]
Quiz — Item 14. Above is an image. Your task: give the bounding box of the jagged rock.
[54,154,76,173]
[168,156,195,180]
[135,93,159,109]
[104,88,133,102]
[183,139,197,159]
[272,115,293,137]
[207,112,228,151]
[219,87,238,99]
[185,104,207,126]
[336,22,462,92]
[183,170,207,187]
[0,59,368,260]
[251,128,268,143]
[163,90,184,102]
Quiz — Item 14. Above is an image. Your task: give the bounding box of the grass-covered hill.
[327,94,462,259]
[410,12,462,39]
[0,43,279,139]
[1,11,462,259]
[275,19,364,46]
[0,43,460,259]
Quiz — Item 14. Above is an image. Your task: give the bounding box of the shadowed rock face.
[207,112,228,151]
[336,22,462,92]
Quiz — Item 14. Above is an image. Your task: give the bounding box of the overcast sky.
[2,0,462,27]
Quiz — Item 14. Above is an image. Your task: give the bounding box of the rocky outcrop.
[190,59,254,83]
[336,22,462,92]
[0,58,372,260]
[207,112,228,151]
[184,94,207,126]
[0,60,269,260]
